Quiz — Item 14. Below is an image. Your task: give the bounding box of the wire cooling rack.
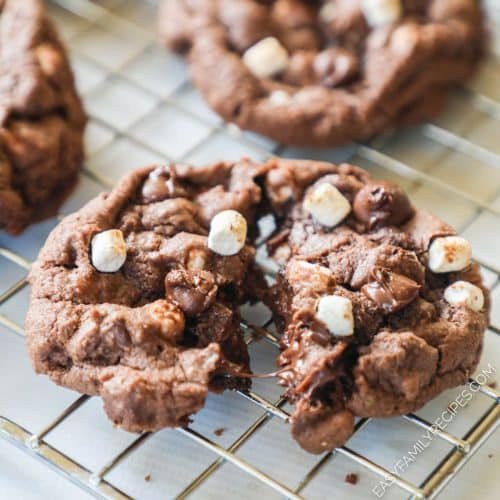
[0,1,499,499]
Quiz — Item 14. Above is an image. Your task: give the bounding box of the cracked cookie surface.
[160,0,484,146]
[0,0,86,234]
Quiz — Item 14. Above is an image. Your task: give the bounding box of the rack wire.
[0,1,499,498]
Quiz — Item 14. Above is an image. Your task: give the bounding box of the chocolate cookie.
[26,158,488,449]
[159,0,484,146]
[0,0,86,234]
[27,161,266,431]
[264,159,488,453]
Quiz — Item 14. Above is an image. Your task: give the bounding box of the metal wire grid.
[0,0,499,498]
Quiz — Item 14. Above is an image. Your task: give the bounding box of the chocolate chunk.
[361,267,421,313]
[353,181,415,228]
[165,269,218,317]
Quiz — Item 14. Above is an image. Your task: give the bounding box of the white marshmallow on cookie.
[269,90,291,106]
[243,37,289,79]
[444,281,484,312]
[303,183,351,227]
[316,295,354,337]
[428,236,472,273]
[208,210,247,256]
[360,0,402,28]
[319,1,336,23]
[91,229,127,273]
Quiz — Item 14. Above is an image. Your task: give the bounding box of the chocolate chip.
[165,269,218,317]
[361,267,420,313]
[353,181,414,228]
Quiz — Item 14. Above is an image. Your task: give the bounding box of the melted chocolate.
[353,181,414,229]
[361,267,420,313]
[165,269,218,316]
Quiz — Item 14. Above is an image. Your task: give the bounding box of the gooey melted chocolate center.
[361,267,420,313]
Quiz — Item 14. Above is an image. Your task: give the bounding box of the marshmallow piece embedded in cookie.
[91,229,127,273]
[360,0,402,28]
[208,210,247,256]
[303,183,351,227]
[319,2,336,23]
[316,295,354,337]
[269,90,291,106]
[243,37,289,79]
[444,281,484,312]
[428,236,472,273]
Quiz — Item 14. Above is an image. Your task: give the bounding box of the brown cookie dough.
[27,161,267,431]
[27,158,488,449]
[159,0,484,146]
[264,159,488,453]
[0,0,86,234]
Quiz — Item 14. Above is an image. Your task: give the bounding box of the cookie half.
[159,0,484,146]
[0,0,86,234]
[27,161,266,431]
[264,159,488,453]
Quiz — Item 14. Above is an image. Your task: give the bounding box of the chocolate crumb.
[345,473,358,485]
[214,427,226,437]
[144,474,151,482]
[488,453,493,459]
[487,381,497,389]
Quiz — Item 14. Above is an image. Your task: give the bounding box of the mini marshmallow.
[269,90,291,106]
[303,183,351,227]
[208,210,247,256]
[444,281,484,312]
[360,0,402,28]
[316,295,354,337]
[243,37,289,79]
[91,229,127,273]
[319,1,336,23]
[428,236,472,273]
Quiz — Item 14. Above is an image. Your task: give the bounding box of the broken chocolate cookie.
[27,158,488,451]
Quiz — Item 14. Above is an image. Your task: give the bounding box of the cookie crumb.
[487,381,497,389]
[345,473,358,485]
[488,453,493,459]
[214,427,226,436]
[144,474,151,482]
